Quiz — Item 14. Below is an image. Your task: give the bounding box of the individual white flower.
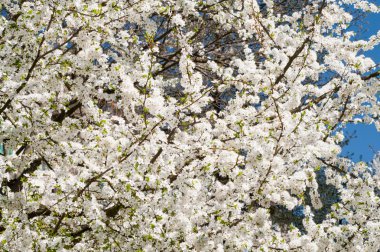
[172,14,185,27]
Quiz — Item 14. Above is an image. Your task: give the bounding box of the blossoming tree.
[0,0,379,251]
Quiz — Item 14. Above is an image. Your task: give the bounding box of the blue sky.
[341,1,380,163]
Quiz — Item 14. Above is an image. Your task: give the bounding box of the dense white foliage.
[371,152,380,174]
[0,0,379,251]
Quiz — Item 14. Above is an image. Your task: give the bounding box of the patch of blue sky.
[1,7,10,20]
[340,123,380,162]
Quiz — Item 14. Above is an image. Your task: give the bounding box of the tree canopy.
[0,0,380,251]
